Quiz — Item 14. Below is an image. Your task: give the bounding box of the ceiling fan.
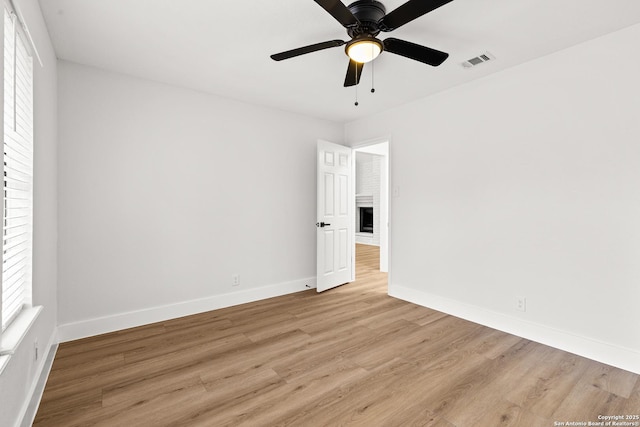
[270,0,454,87]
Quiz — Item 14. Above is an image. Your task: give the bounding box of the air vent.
[462,52,495,68]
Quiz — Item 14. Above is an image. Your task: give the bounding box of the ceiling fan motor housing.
[346,0,386,37]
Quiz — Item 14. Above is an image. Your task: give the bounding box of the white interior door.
[317,140,354,292]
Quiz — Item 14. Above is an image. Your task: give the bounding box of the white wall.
[57,61,343,340]
[0,0,58,426]
[345,23,640,374]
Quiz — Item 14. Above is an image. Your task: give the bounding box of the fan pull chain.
[354,62,359,106]
[371,59,375,93]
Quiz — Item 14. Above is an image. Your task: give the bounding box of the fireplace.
[359,207,373,233]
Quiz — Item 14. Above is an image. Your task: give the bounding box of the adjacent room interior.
[1,0,639,426]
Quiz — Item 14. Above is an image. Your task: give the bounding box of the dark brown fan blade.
[344,59,363,87]
[383,38,448,66]
[270,40,345,61]
[379,0,453,31]
[314,0,360,28]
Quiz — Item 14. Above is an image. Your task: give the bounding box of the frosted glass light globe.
[347,39,382,63]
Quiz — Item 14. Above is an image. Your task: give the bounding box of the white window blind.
[1,4,33,332]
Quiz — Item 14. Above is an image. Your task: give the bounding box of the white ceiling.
[38,0,640,123]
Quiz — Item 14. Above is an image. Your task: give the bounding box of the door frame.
[352,137,390,278]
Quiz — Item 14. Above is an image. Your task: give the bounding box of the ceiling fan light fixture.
[346,37,383,63]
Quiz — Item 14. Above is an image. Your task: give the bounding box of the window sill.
[0,306,42,375]
[0,355,9,375]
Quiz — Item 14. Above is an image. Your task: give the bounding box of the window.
[1,2,33,333]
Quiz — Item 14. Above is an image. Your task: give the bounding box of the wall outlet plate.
[516,296,526,312]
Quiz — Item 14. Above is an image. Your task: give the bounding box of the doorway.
[353,140,389,284]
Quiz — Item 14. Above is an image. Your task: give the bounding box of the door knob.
[316,222,331,228]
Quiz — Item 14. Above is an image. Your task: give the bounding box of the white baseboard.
[389,283,640,375]
[58,277,316,342]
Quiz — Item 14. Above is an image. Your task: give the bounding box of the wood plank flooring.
[34,244,639,426]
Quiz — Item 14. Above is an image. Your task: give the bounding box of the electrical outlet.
[232,274,240,287]
[516,297,526,312]
[34,339,38,361]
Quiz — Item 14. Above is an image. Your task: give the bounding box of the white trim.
[6,0,42,67]
[0,306,42,376]
[17,336,57,427]
[389,283,640,375]
[349,135,393,151]
[0,305,41,356]
[0,355,9,375]
[58,277,316,342]
[352,138,390,273]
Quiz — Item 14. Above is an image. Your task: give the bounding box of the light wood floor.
[35,245,639,426]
